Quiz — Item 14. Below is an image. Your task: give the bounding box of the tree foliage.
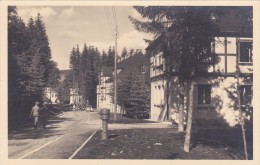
[111,52,150,114]
[106,46,115,67]
[69,44,101,107]
[58,71,72,104]
[130,6,252,154]
[8,6,58,126]
[130,6,220,152]
[128,69,150,112]
[121,47,128,59]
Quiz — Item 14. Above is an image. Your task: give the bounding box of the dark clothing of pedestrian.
[40,105,48,129]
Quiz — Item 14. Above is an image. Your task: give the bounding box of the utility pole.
[114,25,118,121]
[98,70,101,111]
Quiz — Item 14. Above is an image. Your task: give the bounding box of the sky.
[17,6,152,70]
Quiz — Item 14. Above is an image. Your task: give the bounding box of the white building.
[97,66,113,110]
[44,87,58,103]
[69,87,82,107]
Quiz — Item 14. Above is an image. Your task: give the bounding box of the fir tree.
[129,48,135,56]
[107,46,115,67]
[117,71,132,109]
[46,61,61,101]
[101,50,108,66]
[79,44,89,105]
[58,71,73,104]
[8,6,30,126]
[34,14,52,84]
[128,69,150,112]
[121,47,128,59]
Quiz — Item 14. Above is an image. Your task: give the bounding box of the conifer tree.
[101,50,108,66]
[107,46,115,67]
[47,61,61,101]
[121,47,128,59]
[88,46,96,106]
[128,69,150,114]
[58,71,73,104]
[8,7,59,126]
[25,15,50,100]
[129,48,135,56]
[8,6,30,125]
[34,14,52,84]
[117,71,132,109]
[79,44,89,105]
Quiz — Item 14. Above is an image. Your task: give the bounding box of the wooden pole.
[114,25,118,121]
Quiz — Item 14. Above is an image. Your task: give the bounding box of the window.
[211,41,215,53]
[240,85,252,106]
[159,56,162,65]
[141,66,146,73]
[198,84,211,104]
[239,42,253,63]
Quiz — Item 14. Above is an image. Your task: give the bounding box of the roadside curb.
[69,130,98,159]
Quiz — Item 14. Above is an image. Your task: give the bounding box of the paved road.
[8,111,101,159]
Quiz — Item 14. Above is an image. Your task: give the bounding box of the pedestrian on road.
[40,102,48,129]
[30,101,40,130]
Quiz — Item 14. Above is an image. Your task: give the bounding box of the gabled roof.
[105,53,149,83]
[118,53,149,71]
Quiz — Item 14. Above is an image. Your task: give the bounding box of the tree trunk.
[236,77,248,159]
[240,115,248,159]
[184,82,194,152]
[236,38,248,160]
[178,94,184,132]
[49,88,52,102]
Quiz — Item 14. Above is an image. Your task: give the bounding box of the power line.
[103,6,119,120]
[112,6,118,33]
[104,6,114,34]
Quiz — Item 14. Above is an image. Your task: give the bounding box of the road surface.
[8,111,101,159]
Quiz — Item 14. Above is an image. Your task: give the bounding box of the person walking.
[40,102,48,129]
[30,101,40,130]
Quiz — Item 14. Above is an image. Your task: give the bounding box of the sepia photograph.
[2,1,259,164]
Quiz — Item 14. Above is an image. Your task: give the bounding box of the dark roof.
[102,66,113,77]
[105,53,149,83]
[118,53,149,70]
[215,7,252,37]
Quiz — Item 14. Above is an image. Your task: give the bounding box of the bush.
[125,109,149,119]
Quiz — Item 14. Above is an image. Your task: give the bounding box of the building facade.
[96,66,114,111]
[150,11,253,127]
